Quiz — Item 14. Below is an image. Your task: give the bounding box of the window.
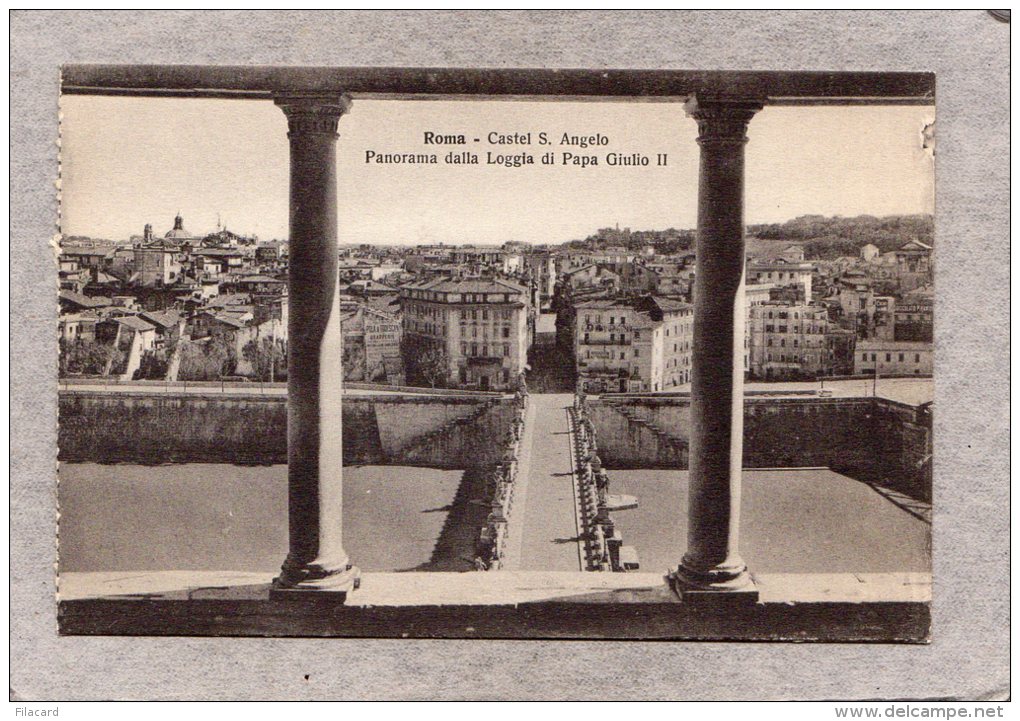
[886,353,892,362]
[872,353,877,361]
[471,343,477,356]
[482,345,488,357]
[583,332,589,343]
[620,352,626,360]
[503,344,510,357]
[634,348,639,357]
[634,331,640,340]
[482,310,488,321]
[915,353,921,363]
[899,353,905,362]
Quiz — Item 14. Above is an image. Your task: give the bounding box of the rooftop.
[140,309,182,328]
[111,314,156,332]
[402,277,528,295]
[857,339,933,350]
[59,290,112,308]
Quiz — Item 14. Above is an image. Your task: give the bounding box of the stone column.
[673,95,762,600]
[271,95,359,598]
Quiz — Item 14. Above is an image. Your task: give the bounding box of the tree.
[242,336,287,381]
[401,334,449,389]
[178,336,238,381]
[58,337,120,377]
[135,349,169,380]
[341,336,366,382]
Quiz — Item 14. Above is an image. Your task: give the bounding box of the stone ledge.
[57,570,930,641]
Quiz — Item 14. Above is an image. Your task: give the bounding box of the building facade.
[894,288,934,342]
[339,303,404,385]
[746,259,814,302]
[399,278,531,391]
[574,296,693,393]
[747,301,833,379]
[854,340,933,376]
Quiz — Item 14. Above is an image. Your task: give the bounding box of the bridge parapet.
[477,385,529,571]
[571,391,638,572]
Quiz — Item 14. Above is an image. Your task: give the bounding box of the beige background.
[58,96,933,244]
[11,10,1009,700]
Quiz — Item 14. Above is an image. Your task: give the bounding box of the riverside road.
[58,378,933,405]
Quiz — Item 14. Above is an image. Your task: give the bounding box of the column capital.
[684,95,764,145]
[274,94,352,137]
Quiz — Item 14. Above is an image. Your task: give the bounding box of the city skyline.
[60,96,934,245]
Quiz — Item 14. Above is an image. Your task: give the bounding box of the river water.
[58,463,476,573]
[609,469,931,575]
[58,464,930,577]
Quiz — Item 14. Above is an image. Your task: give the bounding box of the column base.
[669,563,759,606]
[270,564,361,602]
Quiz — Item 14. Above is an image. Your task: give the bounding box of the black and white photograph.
[9,8,1010,707]
[55,66,935,641]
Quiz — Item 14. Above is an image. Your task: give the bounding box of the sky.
[60,95,934,245]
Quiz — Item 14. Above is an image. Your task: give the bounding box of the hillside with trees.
[746,214,934,259]
[563,214,932,260]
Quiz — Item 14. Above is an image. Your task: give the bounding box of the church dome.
[164,214,192,239]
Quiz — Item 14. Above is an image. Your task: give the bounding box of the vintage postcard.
[54,65,934,641]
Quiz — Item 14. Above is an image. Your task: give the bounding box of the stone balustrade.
[476,378,530,570]
[570,391,633,572]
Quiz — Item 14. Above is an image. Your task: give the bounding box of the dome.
[164,214,192,239]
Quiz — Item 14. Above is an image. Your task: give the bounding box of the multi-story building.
[574,296,693,393]
[131,246,182,287]
[866,294,896,341]
[563,247,637,273]
[854,340,933,376]
[860,243,881,262]
[747,301,832,380]
[521,251,557,308]
[826,327,857,376]
[746,258,814,302]
[339,302,404,385]
[449,246,522,275]
[743,282,777,374]
[894,287,933,342]
[399,277,531,391]
[894,239,932,275]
